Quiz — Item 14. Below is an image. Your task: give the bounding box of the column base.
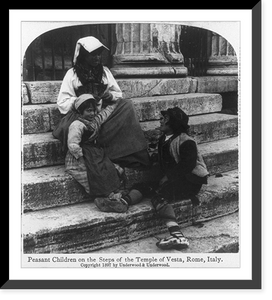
[206,57,238,76]
[111,65,188,78]
[206,69,238,76]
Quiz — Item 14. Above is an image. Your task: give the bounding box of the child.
[95,107,209,250]
[65,93,123,202]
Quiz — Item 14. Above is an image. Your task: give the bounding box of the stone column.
[110,23,187,77]
[206,32,238,75]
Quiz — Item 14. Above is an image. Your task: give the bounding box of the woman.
[53,36,150,197]
[57,36,121,115]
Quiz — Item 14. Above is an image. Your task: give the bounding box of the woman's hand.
[102,91,114,102]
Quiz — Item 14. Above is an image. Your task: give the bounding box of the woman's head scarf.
[73,36,109,65]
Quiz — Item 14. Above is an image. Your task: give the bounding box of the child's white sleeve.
[67,121,86,159]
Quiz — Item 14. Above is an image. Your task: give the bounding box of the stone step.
[22,76,237,104]
[22,113,237,169]
[22,93,223,134]
[23,170,239,254]
[22,137,238,212]
[93,211,239,254]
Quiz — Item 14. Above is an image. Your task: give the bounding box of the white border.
[10,9,252,282]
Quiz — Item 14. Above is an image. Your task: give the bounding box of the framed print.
[5,3,261,289]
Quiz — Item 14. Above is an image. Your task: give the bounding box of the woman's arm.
[57,69,80,114]
[102,67,123,102]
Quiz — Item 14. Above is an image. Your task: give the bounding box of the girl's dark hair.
[77,99,96,115]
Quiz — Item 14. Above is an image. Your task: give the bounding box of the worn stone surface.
[188,113,238,144]
[206,55,238,76]
[22,93,222,134]
[22,165,88,212]
[23,133,64,169]
[112,23,187,77]
[48,104,62,131]
[22,165,88,213]
[111,66,187,78]
[22,170,238,253]
[114,23,184,63]
[22,136,238,211]
[24,81,61,104]
[206,69,238,76]
[23,105,51,134]
[23,78,198,105]
[118,78,197,99]
[22,114,237,169]
[94,212,239,253]
[132,93,222,122]
[196,76,238,93]
[22,76,238,105]
[199,137,238,175]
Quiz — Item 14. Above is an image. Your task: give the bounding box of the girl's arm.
[78,101,119,141]
[67,121,86,159]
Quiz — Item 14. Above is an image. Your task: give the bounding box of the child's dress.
[65,105,121,196]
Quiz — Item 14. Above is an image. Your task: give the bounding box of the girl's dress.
[65,112,121,196]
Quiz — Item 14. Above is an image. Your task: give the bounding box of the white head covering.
[73,36,109,64]
[74,94,96,110]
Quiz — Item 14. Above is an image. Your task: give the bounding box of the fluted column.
[207,32,238,75]
[111,23,187,77]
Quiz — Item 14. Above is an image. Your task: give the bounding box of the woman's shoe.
[94,195,128,213]
[156,233,189,250]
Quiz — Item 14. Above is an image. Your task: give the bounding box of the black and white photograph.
[21,20,240,266]
[6,6,263,290]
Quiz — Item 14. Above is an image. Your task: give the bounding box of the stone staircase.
[22,75,239,253]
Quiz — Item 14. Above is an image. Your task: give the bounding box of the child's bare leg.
[151,195,189,250]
